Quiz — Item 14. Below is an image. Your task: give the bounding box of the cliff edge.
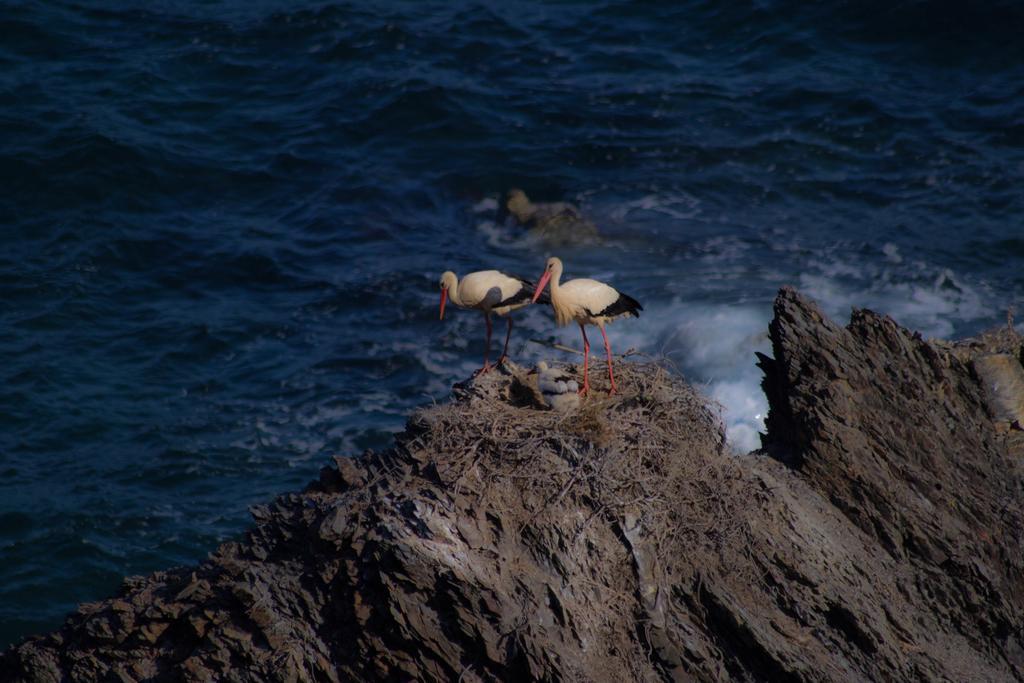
[3,287,1023,682]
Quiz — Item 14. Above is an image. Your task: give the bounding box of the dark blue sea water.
[2,0,1023,647]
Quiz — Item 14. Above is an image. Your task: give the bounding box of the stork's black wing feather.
[497,272,551,306]
[595,291,643,318]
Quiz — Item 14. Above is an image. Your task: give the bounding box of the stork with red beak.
[439,270,547,375]
[531,256,642,395]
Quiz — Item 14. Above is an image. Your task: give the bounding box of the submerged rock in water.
[3,288,1023,682]
[500,189,600,245]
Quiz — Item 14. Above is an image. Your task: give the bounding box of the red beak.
[532,270,552,303]
[439,287,448,320]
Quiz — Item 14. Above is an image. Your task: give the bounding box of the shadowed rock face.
[756,288,1024,679]
[3,288,1024,682]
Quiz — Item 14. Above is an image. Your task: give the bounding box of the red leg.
[497,316,513,365]
[599,324,617,395]
[578,323,590,395]
[476,313,493,376]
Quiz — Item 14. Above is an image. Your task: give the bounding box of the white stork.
[439,269,547,375]
[531,256,642,395]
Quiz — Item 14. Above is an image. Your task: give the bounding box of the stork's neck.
[448,276,465,307]
[548,268,562,303]
[548,267,571,326]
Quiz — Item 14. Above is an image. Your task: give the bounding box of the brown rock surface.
[3,288,1023,682]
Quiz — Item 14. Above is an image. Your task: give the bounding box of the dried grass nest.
[398,358,754,565]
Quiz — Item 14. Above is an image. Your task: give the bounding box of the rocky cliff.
[3,288,1023,682]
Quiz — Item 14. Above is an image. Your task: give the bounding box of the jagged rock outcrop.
[3,288,1023,682]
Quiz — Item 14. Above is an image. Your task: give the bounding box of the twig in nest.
[529,338,642,360]
[528,338,585,356]
[572,504,608,545]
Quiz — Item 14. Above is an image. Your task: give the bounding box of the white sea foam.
[475,218,543,250]
[643,302,770,454]
[798,253,990,339]
[471,197,498,213]
[608,191,702,222]
[882,242,903,263]
[295,404,354,428]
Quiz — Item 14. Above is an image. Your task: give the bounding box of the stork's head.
[544,256,563,274]
[438,271,458,320]
[532,256,562,303]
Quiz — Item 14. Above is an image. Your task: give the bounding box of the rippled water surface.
[2,0,1023,646]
